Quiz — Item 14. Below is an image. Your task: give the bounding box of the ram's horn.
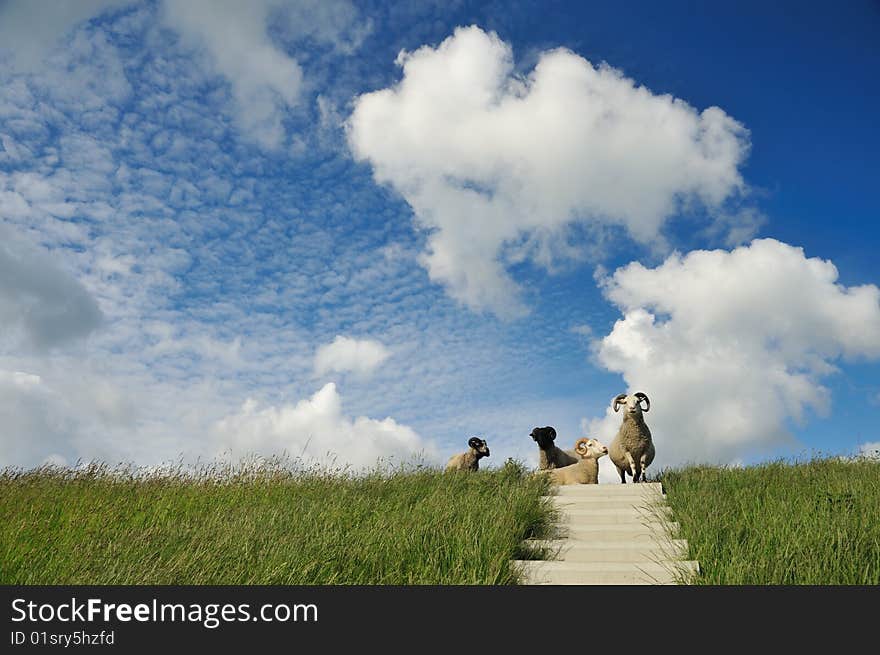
[634,392,650,412]
[613,394,628,412]
[574,438,590,455]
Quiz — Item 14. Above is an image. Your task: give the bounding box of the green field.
[659,457,880,584]
[0,459,554,585]
[3,456,878,585]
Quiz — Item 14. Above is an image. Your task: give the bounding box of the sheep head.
[468,437,490,458]
[613,392,650,415]
[575,437,608,459]
[530,426,557,450]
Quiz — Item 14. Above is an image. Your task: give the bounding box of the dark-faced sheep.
[608,392,655,483]
[530,426,581,470]
[445,437,491,472]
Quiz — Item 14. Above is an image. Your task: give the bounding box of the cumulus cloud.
[347,25,751,317]
[858,442,880,459]
[0,361,145,469]
[213,382,437,468]
[313,335,390,377]
[0,229,103,351]
[0,370,435,471]
[585,238,880,468]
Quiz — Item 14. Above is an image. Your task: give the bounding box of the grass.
[659,457,880,584]
[8,453,877,585]
[0,458,555,585]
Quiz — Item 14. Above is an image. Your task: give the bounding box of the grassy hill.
[659,457,880,584]
[0,459,554,585]
[3,456,878,585]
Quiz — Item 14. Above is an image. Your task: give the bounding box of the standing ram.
[608,392,655,483]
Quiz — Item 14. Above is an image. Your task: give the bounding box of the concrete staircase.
[513,482,699,585]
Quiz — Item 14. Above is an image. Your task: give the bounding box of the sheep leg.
[639,453,649,483]
[615,464,626,484]
[625,451,638,482]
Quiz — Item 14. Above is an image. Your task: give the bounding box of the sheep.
[545,438,608,485]
[445,437,491,472]
[530,426,582,470]
[608,392,655,483]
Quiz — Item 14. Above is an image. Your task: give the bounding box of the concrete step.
[523,539,689,562]
[555,508,673,525]
[549,491,666,502]
[513,560,699,585]
[548,522,680,541]
[516,478,697,584]
[550,500,671,513]
[557,505,672,515]
[552,482,664,496]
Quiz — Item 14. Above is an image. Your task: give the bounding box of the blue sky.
[1,0,878,477]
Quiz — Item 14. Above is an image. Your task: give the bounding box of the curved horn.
[613,394,627,412]
[468,437,482,450]
[634,392,650,412]
[574,438,590,455]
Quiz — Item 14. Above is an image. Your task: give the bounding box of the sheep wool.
[608,393,655,483]
[445,437,491,472]
[531,426,580,470]
[546,438,608,485]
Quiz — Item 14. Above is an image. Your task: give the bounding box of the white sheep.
[530,426,581,470]
[608,392,655,483]
[545,438,608,485]
[548,438,609,485]
[445,437,491,472]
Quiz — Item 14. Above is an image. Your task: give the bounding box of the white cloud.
[0,365,437,471]
[858,442,880,459]
[0,0,367,149]
[0,0,134,70]
[0,370,80,468]
[0,361,148,469]
[585,238,880,467]
[160,0,303,150]
[0,228,103,351]
[314,335,390,377]
[213,382,437,468]
[347,25,751,317]
[161,0,368,148]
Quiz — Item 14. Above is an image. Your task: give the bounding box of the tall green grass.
[660,457,880,584]
[0,459,554,585]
